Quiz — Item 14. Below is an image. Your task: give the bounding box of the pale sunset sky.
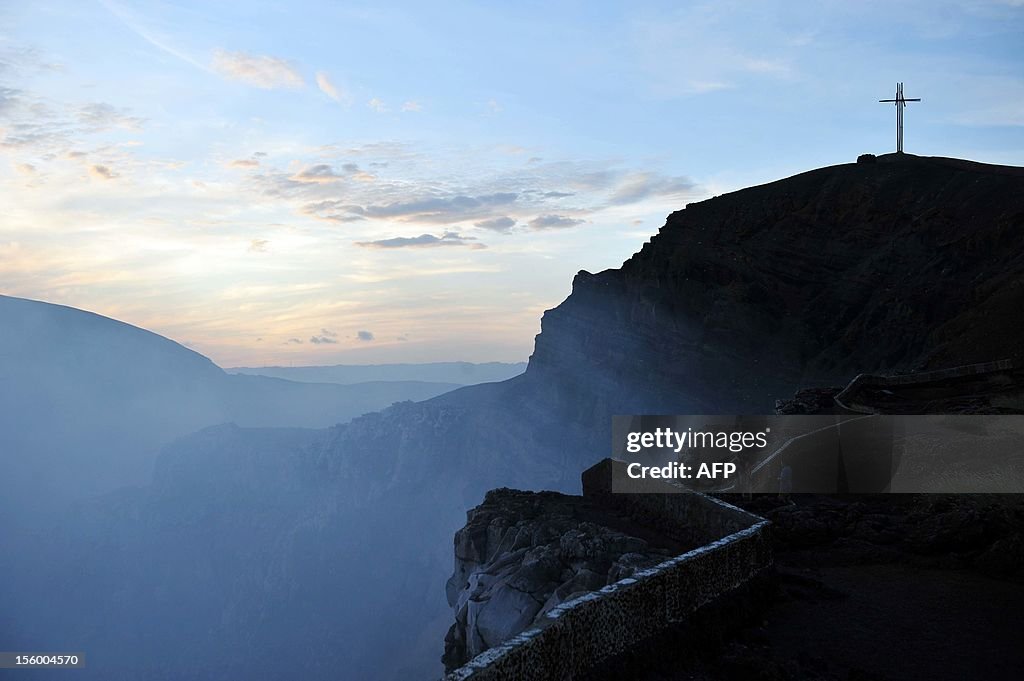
[2,1,1022,366]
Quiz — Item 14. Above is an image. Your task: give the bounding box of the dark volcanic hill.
[18,155,1024,681]
[530,153,1024,414]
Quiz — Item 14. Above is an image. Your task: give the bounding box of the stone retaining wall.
[444,459,771,681]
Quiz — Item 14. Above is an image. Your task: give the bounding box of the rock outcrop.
[442,489,688,671]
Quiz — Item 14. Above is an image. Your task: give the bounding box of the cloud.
[229,158,260,169]
[356,330,374,341]
[309,334,339,344]
[368,97,387,113]
[15,162,36,175]
[355,231,485,249]
[0,86,22,115]
[528,214,584,230]
[364,193,517,223]
[99,0,211,73]
[685,80,731,93]
[320,328,338,337]
[401,100,422,112]
[211,49,305,89]
[77,102,143,130]
[316,71,346,103]
[474,216,516,233]
[297,192,519,225]
[0,90,143,152]
[248,238,269,252]
[486,99,501,113]
[248,149,704,235]
[89,164,119,180]
[0,45,63,75]
[608,172,695,205]
[287,338,303,344]
[291,164,343,183]
[288,163,376,186]
[629,7,800,99]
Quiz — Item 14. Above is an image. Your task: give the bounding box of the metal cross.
[879,82,921,154]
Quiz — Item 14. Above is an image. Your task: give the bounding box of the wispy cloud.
[309,333,338,344]
[290,164,344,183]
[211,50,304,89]
[249,150,699,236]
[629,5,800,98]
[474,216,516,233]
[0,84,146,155]
[355,231,485,249]
[77,102,143,130]
[99,0,212,73]
[608,172,695,205]
[368,97,387,113]
[316,71,348,103]
[356,330,374,341]
[528,215,584,230]
[89,164,119,180]
[401,100,422,112]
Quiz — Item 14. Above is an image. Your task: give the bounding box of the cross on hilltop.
[879,82,921,153]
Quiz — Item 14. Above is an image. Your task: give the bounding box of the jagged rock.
[774,387,844,414]
[443,489,686,670]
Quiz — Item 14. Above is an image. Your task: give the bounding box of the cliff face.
[530,154,1024,414]
[442,489,688,671]
[20,155,1024,681]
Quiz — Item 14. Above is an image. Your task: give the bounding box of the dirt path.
[625,494,1024,681]
[764,558,1024,680]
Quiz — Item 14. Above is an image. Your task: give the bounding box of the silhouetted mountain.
[16,155,1024,680]
[0,295,460,523]
[228,361,526,385]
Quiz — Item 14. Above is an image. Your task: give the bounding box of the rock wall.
[443,489,688,670]
[528,154,1024,415]
[444,460,771,681]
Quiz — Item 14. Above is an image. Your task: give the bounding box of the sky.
[2,0,1023,367]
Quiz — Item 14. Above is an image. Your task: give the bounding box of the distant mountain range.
[228,361,526,386]
[6,155,1024,681]
[0,295,513,522]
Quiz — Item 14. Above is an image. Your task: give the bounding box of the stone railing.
[834,359,1020,413]
[444,459,771,681]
